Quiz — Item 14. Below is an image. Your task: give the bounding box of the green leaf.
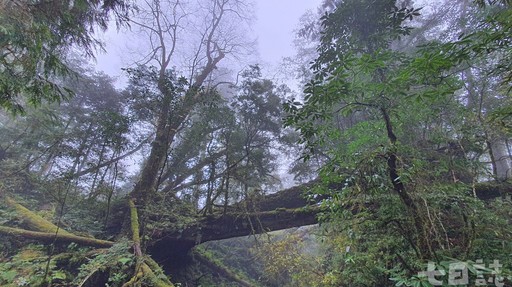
[51,270,67,280]
[0,270,17,282]
[117,257,132,265]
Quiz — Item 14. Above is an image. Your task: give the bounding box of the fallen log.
[4,196,73,236]
[0,225,114,248]
[148,205,321,271]
[474,181,512,200]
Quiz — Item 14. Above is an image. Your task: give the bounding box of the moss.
[0,225,114,247]
[126,199,174,287]
[141,263,175,287]
[5,196,72,236]
[250,206,319,216]
[16,248,44,261]
[128,199,140,245]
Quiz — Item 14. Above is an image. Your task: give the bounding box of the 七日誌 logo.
[418,259,509,286]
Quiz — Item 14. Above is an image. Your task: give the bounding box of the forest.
[0,0,511,286]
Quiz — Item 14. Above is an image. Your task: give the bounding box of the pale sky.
[254,0,321,66]
[94,0,322,86]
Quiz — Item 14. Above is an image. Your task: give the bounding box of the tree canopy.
[1,0,512,286]
[0,0,130,114]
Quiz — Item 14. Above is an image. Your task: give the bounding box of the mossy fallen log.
[0,225,114,247]
[4,196,73,236]
[148,206,321,272]
[1,193,176,286]
[129,199,142,257]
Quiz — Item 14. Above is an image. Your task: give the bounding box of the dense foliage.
[1,0,512,286]
[284,0,512,286]
[0,0,130,114]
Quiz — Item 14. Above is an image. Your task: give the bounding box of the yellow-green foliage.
[252,233,327,287]
[193,247,259,286]
[0,244,68,287]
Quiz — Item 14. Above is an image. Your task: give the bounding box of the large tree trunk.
[130,103,172,206]
[489,138,512,181]
[129,56,225,243]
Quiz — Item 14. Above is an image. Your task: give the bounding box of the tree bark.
[381,107,432,259]
[490,139,512,181]
[148,206,320,269]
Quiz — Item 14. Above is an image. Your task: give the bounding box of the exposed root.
[127,198,174,287]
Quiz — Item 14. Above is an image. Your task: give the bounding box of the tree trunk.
[130,81,174,207]
[381,107,432,259]
[490,139,511,181]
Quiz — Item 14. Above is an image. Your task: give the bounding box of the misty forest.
[1,0,512,286]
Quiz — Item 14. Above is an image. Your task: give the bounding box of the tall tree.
[0,0,131,114]
[404,0,512,181]
[0,64,132,198]
[113,1,255,284]
[125,0,252,207]
[285,0,512,285]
